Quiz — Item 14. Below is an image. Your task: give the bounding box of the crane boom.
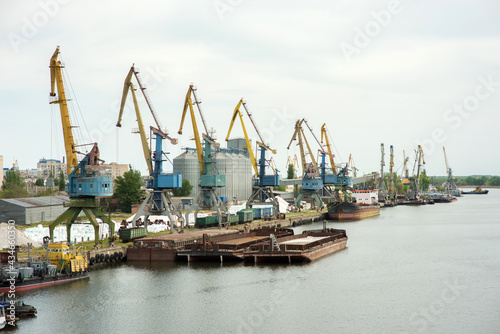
[287,119,317,176]
[49,46,78,175]
[178,84,205,173]
[117,66,153,175]
[226,99,259,176]
[320,123,336,172]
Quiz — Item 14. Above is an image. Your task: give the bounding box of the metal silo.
[173,151,200,197]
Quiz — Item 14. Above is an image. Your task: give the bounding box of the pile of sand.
[0,223,41,250]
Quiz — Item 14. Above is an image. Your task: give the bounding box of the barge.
[244,229,347,263]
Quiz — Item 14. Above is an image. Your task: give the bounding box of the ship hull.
[328,202,380,220]
[0,272,88,293]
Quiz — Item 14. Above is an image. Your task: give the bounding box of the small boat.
[462,187,489,195]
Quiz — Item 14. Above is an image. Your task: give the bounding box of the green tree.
[274,185,286,191]
[113,169,144,213]
[287,164,295,179]
[35,178,45,186]
[488,176,500,186]
[58,170,65,191]
[1,170,29,198]
[172,179,193,197]
[419,171,431,192]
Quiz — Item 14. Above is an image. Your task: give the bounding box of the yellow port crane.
[287,119,318,177]
[49,46,78,175]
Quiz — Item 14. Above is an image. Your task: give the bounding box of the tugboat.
[462,187,489,195]
[0,243,89,293]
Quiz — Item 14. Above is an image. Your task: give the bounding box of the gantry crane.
[387,145,397,204]
[116,65,182,234]
[443,147,459,196]
[377,143,388,203]
[401,150,410,186]
[406,145,425,201]
[178,84,227,226]
[288,119,322,209]
[47,46,114,244]
[226,99,280,217]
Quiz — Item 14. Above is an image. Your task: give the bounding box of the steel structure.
[226,99,280,217]
[178,84,227,226]
[48,46,114,244]
[377,143,388,202]
[443,147,459,196]
[406,145,425,201]
[116,65,182,233]
[288,119,323,209]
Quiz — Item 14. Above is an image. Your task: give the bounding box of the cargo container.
[237,209,254,223]
[196,215,217,227]
[119,227,147,242]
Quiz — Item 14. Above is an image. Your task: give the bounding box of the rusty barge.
[244,229,347,263]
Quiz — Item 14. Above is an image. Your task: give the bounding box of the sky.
[1,0,499,178]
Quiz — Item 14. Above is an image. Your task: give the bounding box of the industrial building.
[173,139,253,202]
[0,196,70,225]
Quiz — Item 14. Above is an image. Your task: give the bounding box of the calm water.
[11,190,500,334]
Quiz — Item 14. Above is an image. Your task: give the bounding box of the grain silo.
[173,140,252,202]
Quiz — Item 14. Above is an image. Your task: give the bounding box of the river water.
[10,189,500,334]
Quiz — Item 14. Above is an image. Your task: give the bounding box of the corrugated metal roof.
[0,196,70,208]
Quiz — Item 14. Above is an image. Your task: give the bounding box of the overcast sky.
[1,0,499,178]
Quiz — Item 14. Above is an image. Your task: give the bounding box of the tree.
[58,170,65,191]
[419,171,431,192]
[113,169,144,213]
[35,178,45,186]
[1,170,29,198]
[172,179,193,197]
[488,176,500,186]
[287,164,295,179]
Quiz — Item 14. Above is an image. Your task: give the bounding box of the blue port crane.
[225,98,280,217]
[48,46,115,244]
[116,65,182,233]
[178,84,227,226]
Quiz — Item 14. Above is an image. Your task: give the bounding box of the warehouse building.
[0,196,70,225]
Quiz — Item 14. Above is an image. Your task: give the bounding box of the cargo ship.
[0,243,89,293]
[328,189,380,220]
